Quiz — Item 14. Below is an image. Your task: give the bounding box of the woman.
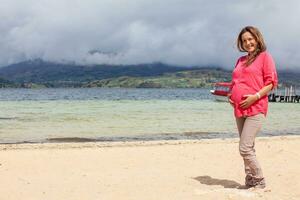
[228,26,278,189]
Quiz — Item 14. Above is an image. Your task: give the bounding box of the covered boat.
[210,82,232,102]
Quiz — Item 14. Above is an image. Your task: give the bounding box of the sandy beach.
[1,136,300,200]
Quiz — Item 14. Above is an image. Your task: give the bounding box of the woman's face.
[241,31,258,54]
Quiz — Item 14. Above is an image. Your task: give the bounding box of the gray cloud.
[1,0,300,70]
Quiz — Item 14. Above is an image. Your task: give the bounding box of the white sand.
[1,136,300,200]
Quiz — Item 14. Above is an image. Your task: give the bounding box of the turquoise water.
[0,89,299,143]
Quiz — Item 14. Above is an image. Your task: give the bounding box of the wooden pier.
[268,86,299,103]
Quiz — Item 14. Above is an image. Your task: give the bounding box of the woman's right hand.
[227,93,234,107]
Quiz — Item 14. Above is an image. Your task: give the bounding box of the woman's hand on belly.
[239,94,258,109]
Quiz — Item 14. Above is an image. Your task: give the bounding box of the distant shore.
[1,135,300,200]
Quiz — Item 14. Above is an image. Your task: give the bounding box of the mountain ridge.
[0,59,298,88]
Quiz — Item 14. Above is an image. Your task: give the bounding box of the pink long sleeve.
[230,51,278,117]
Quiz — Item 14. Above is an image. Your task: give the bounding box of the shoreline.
[1,131,299,146]
[1,135,299,150]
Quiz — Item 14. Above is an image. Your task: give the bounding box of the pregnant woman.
[228,26,278,189]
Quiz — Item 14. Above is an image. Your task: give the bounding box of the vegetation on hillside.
[0,77,18,88]
[0,59,298,88]
[84,69,232,88]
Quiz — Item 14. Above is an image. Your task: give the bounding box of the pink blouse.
[230,51,278,117]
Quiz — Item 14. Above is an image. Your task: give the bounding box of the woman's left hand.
[239,94,258,109]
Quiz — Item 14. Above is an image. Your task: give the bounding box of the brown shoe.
[253,178,266,189]
[245,174,254,187]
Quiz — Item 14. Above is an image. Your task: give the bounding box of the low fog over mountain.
[1,1,300,71]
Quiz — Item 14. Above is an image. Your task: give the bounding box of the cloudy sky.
[1,0,300,70]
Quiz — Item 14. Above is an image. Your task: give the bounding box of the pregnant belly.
[230,85,254,104]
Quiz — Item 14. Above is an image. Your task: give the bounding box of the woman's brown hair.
[237,26,267,66]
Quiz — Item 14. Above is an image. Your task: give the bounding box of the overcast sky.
[1,0,300,70]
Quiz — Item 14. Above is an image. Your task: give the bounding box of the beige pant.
[235,114,265,180]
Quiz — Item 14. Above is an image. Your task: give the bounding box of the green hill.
[84,69,232,88]
[0,77,18,88]
[0,59,298,88]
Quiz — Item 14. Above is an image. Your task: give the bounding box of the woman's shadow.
[193,176,244,189]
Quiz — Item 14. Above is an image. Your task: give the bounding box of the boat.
[210,82,232,102]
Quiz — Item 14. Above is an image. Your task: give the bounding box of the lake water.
[0,88,299,144]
